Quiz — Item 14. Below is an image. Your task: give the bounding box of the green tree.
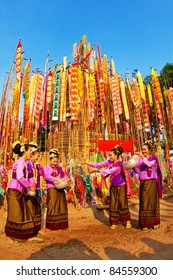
[160,63,173,89]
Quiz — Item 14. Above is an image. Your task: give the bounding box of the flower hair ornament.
[112,145,123,155]
[143,140,157,152]
[12,140,20,149]
[49,148,59,153]
[31,147,39,154]
[20,143,25,152]
[49,149,59,158]
[29,141,38,148]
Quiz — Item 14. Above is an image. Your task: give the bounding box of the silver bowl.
[123,156,139,170]
[54,178,67,189]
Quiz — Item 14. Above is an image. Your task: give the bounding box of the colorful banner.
[22,60,30,100]
[15,40,22,81]
[70,64,78,122]
[52,68,60,124]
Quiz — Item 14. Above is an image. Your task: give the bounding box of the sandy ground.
[0,189,173,260]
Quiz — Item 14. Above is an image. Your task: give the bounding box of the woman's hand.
[89,168,100,174]
[66,178,71,186]
[134,152,143,158]
[29,184,35,191]
[81,162,90,166]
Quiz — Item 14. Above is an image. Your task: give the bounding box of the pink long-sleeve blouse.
[43,164,65,189]
[8,157,30,193]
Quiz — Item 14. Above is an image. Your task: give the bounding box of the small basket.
[54,178,67,189]
[123,156,139,170]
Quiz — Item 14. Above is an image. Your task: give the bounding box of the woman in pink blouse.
[82,146,132,229]
[5,141,37,242]
[43,149,69,231]
[134,141,162,231]
[26,147,44,237]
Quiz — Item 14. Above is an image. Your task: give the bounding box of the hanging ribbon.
[52,68,60,124]
[70,63,78,122]
[15,40,22,81]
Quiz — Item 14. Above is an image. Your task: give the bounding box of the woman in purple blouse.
[134,141,162,231]
[26,147,44,238]
[43,149,69,231]
[82,146,132,229]
[5,141,37,242]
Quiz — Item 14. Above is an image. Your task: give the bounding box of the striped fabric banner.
[52,68,60,124]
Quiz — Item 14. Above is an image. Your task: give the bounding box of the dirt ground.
[0,189,173,260]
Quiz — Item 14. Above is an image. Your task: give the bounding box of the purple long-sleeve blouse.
[43,164,65,189]
[133,157,158,180]
[133,155,163,198]
[26,160,44,190]
[89,159,125,187]
[8,157,30,193]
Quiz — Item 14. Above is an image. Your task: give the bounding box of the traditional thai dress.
[43,164,68,230]
[26,160,43,233]
[134,155,162,229]
[5,157,37,239]
[89,160,131,226]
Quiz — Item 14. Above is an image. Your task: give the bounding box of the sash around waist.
[46,180,54,185]
[12,173,32,179]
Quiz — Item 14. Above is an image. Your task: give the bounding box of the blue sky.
[0,0,173,98]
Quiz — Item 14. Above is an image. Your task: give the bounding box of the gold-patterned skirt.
[5,188,39,239]
[139,179,160,229]
[109,184,131,225]
[25,190,42,234]
[46,188,68,230]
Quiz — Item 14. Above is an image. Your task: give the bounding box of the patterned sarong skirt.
[139,179,160,229]
[5,188,39,239]
[46,187,68,230]
[109,184,131,225]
